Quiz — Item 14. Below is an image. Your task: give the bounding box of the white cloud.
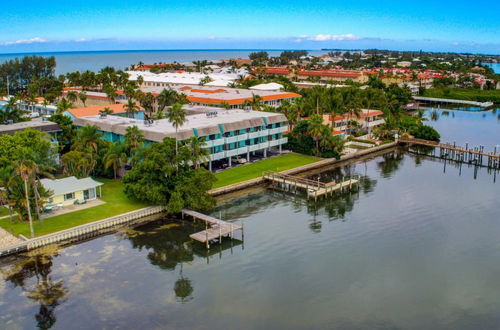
[74,38,89,42]
[207,36,217,40]
[0,37,47,46]
[296,34,363,42]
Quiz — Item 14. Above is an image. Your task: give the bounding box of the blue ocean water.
[485,62,500,73]
[0,49,326,75]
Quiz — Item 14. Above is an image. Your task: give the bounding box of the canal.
[0,109,499,329]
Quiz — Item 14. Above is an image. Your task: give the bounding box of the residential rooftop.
[141,85,300,105]
[0,118,60,135]
[74,109,287,141]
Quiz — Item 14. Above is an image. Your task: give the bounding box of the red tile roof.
[66,103,143,118]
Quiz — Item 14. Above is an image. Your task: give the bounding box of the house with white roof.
[41,176,103,207]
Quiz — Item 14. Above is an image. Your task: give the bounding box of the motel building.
[73,108,289,170]
[140,85,301,111]
[353,109,385,133]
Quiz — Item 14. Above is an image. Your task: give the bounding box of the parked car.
[231,156,247,164]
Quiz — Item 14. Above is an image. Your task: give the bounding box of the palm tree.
[104,84,117,104]
[157,89,178,112]
[66,91,78,104]
[56,98,72,114]
[166,103,187,155]
[78,92,87,107]
[0,98,23,123]
[124,99,139,118]
[308,114,324,155]
[16,160,36,238]
[186,137,209,168]
[99,107,114,117]
[73,124,104,153]
[124,125,144,153]
[41,98,50,115]
[250,94,263,111]
[0,166,15,223]
[104,143,128,179]
[219,101,231,110]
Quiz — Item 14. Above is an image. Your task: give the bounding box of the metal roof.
[41,177,103,196]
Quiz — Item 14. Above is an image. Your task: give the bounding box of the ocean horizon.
[0,49,326,75]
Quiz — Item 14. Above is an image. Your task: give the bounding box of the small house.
[41,176,104,207]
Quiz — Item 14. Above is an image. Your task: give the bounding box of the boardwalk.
[413,96,494,108]
[182,209,243,249]
[263,172,359,200]
[399,138,500,169]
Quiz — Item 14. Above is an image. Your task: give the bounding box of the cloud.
[207,36,217,40]
[297,34,363,42]
[74,38,89,42]
[0,37,47,46]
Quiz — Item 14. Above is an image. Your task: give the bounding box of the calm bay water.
[424,108,500,151]
[0,110,499,330]
[0,50,326,75]
[484,62,500,74]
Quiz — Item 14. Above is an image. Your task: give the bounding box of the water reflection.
[124,220,243,303]
[0,246,67,329]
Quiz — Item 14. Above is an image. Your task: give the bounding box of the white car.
[231,156,247,164]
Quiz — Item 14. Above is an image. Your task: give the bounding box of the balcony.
[364,119,385,128]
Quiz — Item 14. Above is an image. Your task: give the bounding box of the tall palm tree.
[308,114,324,155]
[124,99,139,118]
[78,92,87,107]
[104,143,128,179]
[166,103,187,155]
[16,160,35,238]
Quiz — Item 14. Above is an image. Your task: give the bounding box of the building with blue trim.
[74,109,288,170]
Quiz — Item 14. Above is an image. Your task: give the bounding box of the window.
[64,192,75,201]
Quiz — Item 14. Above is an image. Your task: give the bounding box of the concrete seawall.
[209,142,397,196]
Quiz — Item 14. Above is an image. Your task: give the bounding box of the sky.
[1,0,500,54]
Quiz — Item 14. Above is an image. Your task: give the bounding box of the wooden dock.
[399,138,500,169]
[263,172,359,200]
[182,209,243,249]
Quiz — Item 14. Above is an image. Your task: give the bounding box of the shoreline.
[0,143,397,257]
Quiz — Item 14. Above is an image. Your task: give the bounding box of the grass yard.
[0,206,9,218]
[424,88,500,103]
[0,179,149,238]
[213,153,320,188]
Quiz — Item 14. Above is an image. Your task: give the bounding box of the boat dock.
[413,96,494,108]
[182,209,243,249]
[399,138,500,169]
[263,172,359,200]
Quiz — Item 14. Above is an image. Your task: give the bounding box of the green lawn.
[213,153,320,188]
[0,179,149,238]
[0,206,9,218]
[423,88,500,103]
